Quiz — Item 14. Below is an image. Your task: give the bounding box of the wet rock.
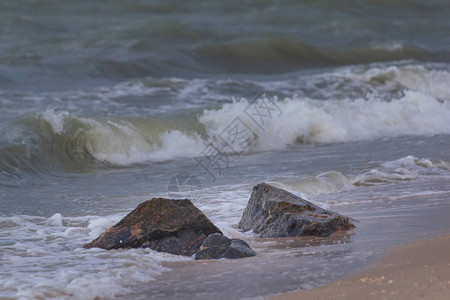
[84,198,222,256]
[239,183,353,238]
[195,233,256,260]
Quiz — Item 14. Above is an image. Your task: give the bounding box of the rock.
[84,198,222,256]
[195,233,256,260]
[239,183,353,238]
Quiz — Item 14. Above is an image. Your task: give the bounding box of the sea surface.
[1,1,450,299]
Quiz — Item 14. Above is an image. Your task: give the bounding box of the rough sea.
[1,1,449,299]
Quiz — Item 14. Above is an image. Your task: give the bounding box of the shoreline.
[272,233,450,300]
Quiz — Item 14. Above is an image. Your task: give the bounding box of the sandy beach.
[273,233,450,300]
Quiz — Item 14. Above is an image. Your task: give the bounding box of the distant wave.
[194,38,439,73]
[340,64,450,101]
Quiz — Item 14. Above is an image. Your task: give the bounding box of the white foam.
[354,155,449,186]
[0,213,189,300]
[192,184,252,238]
[200,91,450,151]
[269,156,449,199]
[381,155,449,171]
[41,109,69,134]
[83,126,205,166]
[345,64,450,101]
[48,213,64,227]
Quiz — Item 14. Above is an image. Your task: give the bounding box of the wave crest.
[39,109,206,166]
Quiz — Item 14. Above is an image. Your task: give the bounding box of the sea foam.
[201,90,450,149]
[0,213,189,300]
[270,156,450,199]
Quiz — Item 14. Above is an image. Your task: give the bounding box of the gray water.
[1,1,450,299]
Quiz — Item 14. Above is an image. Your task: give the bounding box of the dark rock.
[239,183,354,238]
[195,233,256,260]
[84,198,222,256]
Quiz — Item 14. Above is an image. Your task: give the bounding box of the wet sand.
[272,233,450,300]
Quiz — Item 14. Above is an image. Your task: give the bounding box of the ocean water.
[1,1,450,299]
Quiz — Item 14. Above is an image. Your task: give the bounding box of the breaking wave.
[37,109,206,165]
[336,64,450,101]
[200,90,450,150]
[1,87,450,173]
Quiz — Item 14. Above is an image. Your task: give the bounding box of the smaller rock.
[195,233,256,260]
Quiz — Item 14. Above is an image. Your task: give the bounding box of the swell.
[3,39,438,91]
[194,38,442,73]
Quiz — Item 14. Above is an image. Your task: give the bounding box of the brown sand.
[272,234,450,300]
